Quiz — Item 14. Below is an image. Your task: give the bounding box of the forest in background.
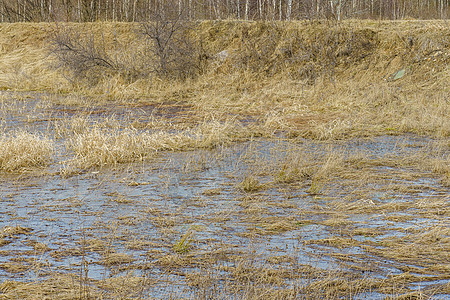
[0,0,448,23]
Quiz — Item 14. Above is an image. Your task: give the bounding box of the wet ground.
[0,92,449,299]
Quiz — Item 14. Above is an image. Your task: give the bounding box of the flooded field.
[0,92,449,299]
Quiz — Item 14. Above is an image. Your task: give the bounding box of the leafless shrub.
[50,25,122,84]
[50,13,206,85]
[140,11,207,80]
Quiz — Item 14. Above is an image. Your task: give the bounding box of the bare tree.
[50,25,120,83]
[286,0,292,20]
[141,7,206,79]
[0,0,449,22]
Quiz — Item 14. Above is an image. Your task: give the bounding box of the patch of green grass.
[173,229,195,254]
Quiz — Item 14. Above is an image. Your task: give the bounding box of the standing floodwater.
[1,133,449,299]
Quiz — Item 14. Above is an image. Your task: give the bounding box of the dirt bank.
[0,20,449,138]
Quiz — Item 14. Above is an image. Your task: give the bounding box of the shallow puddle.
[0,93,449,298]
[1,138,449,298]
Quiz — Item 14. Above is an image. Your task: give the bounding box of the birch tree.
[287,0,292,19]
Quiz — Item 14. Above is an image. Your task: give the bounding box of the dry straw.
[61,119,249,174]
[1,20,449,138]
[0,131,54,172]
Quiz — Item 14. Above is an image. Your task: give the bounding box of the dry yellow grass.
[430,155,450,186]
[60,118,251,175]
[0,131,54,172]
[0,20,448,299]
[0,23,66,91]
[0,20,448,139]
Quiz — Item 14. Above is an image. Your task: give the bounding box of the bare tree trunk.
[272,0,276,20]
[112,0,115,21]
[393,0,396,19]
[245,0,248,20]
[279,0,282,20]
[49,0,52,20]
[78,0,82,21]
[106,0,109,20]
[90,0,94,20]
[237,0,240,18]
[258,0,262,18]
[41,0,44,20]
[287,0,292,19]
[209,0,212,18]
[402,0,406,19]
[336,0,343,20]
[317,0,321,17]
[124,0,128,21]
[213,0,220,18]
[189,0,192,19]
[261,0,266,19]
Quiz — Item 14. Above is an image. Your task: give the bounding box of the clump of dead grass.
[0,274,101,299]
[304,151,344,194]
[53,115,92,139]
[61,119,250,175]
[238,173,266,192]
[0,131,54,172]
[0,226,33,237]
[274,150,312,183]
[430,155,450,186]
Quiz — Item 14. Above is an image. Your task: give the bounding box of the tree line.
[0,0,448,22]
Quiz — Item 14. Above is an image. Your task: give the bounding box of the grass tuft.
[0,131,54,172]
[239,173,266,192]
[173,229,195,254]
